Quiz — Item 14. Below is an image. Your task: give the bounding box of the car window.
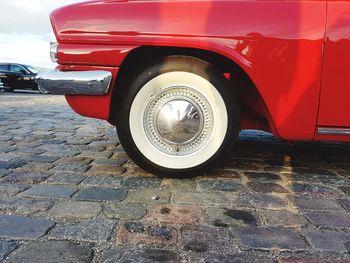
[25,65,40,74]
[10,65,25,73]
[0,64,9,72]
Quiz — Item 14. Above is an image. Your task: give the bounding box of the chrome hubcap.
[143,86,213,156]
[156,100,202,144]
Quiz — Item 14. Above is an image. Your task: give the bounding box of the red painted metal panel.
[58,44,136,66]
[318,1,350,127]
[59,65,119,120]
[51,0,328,141]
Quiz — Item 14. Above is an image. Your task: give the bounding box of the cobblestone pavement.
[0,92,349,263]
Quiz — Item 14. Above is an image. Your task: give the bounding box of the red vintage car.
[36,0,350,176]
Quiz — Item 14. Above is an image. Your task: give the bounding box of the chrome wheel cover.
[129,72,228,169]
[144,86,213,156]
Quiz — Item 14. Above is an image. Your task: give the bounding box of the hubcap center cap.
[143,86,213,156]
[156,100,202,144]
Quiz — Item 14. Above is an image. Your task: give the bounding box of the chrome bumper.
[35,70,113,95]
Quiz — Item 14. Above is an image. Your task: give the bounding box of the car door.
[317,0,350,129]
[9,64,31,88]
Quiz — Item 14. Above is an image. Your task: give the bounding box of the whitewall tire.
[116,56,239,176]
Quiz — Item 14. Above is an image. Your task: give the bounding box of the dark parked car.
[0,63,40,92]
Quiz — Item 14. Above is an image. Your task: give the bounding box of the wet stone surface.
[0,93,349,262]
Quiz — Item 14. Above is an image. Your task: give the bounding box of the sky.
[0,0,84,68]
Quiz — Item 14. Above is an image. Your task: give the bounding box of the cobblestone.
[233,227,307,251]
[46,172,86,185]
[117,222,177,247]
[1,173,49,184]
[0,153,18,162]
[0,170,9,178]
[0,241,18,261]
[261,210,306,227]
[104,203,147,220]
[125,189,171,204]
[306,212,350,228]
[248,182,289,194]
[24,155,59,163]
[338,199,350,211]
[161,178,196,191]
[75,187,127,202]
[174,192,229,205]
[0,183,29,198]
[189,253,274,263]
[340,186,350,195]
[50,163,90,173]
[4,241,93,263]
[146,205,204,225]
[81,175,122,188]
[292,196,344,211]
[49,218,116,242]
[277,259,350,263]
[0,94,349,261]
[180,225,234,253]
[0,215,54,240]
[245,172,282,181]
[20,185,77,199]
[49,201,102,219]
[100,248,182,263]
[0,160,27,170]
[198,179,245,192]
[204,207,259,227]
[56,156,93,165]
[291,183,340,196]
[121,177,161,189]
[92,158,127,166]
[0,198,54,216]
[16,162,54,173]
[88,165,126,176]
[232,194,289,209]
[305,230,350,253]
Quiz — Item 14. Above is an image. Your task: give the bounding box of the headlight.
[50,30,58,63]
[50,42,58,63]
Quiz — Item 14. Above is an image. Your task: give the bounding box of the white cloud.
[0,0,83,68]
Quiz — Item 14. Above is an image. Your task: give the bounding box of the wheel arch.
[109,45,276,136]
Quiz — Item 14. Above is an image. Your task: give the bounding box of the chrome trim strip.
[35,70,112,95]
[317,127,350,135]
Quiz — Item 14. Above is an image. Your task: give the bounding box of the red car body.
[51,0,350,143]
